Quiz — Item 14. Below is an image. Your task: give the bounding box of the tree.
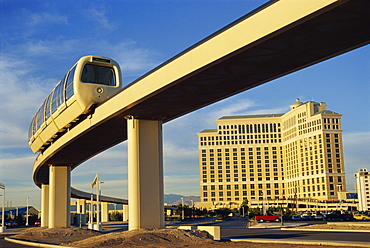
[110,212,123,221]
[239,199,249,217]
[214,208,231,220]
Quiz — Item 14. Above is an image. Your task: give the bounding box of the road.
[0,234,34,248]
[1,218,369,247]
[214,217,370,244]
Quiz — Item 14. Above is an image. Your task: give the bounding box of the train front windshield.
[81,64,116,86]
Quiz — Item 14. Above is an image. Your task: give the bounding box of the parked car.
[255,214,281,222]
[353,214,370,220]
[5,221,18,227]
[312,214,324,220]
[291,215,301,221]
[300,215,313,221]
[325,211,353,221]
[34,220,41,226]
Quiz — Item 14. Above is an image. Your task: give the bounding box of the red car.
[34,220,41,226]
[255,214,281,222]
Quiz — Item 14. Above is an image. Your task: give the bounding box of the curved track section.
[33,0,370,189]
[71,187,127,204]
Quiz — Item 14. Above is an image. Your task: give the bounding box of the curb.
[230,238,370,247]
[281,227,370,233]
[4,237,73,248]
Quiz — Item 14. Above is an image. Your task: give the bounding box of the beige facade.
[355,169,370,211]
[198,99,346,209]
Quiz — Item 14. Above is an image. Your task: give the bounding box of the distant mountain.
[164,194,200,206]
[164,194,183,204]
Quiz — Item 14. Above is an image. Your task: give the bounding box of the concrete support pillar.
[127,117,164,230]
[41,184,49,227]
[49,165,71,228]
[101,202,109,222]
[123,204,129,221]
[77,199,86,225]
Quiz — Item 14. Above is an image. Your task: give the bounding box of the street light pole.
[0,183,6,233]
[90,174,99,230]
[89,185,93,229]
[96,181,104,230]
[191,200,194,218]
[97,180,100,227]
[181,198,184,221]
[26,197,30,226]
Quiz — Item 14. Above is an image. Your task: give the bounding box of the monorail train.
[28,55,122,153]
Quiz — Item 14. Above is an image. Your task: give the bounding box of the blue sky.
[0,0,369,210]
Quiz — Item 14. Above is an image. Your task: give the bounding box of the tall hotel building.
[198,99,346,209]
[355,169,370,211]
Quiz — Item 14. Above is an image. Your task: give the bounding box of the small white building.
[355,168,370,211]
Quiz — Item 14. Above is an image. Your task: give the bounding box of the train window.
[36,102,45,130]
[59,75,66,102]
[51,81,63,114]
[45,95,51,120]
[81,64,115,86]
[29,118,35,139]
[28,123,32,139]
[51,89,58,114]
[65,66,75,100]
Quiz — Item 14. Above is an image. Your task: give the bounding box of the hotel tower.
[198,99,346,209]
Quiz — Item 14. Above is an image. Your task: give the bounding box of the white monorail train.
[28,55,122,153]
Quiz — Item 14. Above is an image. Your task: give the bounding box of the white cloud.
[86,7,116,31]
[343,132,370,146]
[343,131,370,169]
[0,156,34,180]
[21,39,81,57]
[71,179,128,199]
[30,13,68,27]
[104,40,162,79]
[164,175,199,196]
[342,131,370,191]
[0,154,41,208]
[6,185,41,209]
[0,57,52,149]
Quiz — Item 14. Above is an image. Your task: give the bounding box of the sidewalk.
[235,221,370,247]
[250,220,370,231]
[230,238,370,247]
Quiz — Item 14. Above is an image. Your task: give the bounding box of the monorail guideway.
[30,0,370,230]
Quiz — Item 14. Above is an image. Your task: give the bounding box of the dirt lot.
[9,224,370,248]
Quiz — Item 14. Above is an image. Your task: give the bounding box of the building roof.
[198,129,217,133]
[0,206,39,215]
[219,114,283,120]
[316,110,339,115]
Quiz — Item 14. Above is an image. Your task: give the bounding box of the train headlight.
[97,87,103,94]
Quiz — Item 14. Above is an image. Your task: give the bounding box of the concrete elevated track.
[32,0,370,230]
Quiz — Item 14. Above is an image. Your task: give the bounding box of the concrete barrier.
[178,225,197,230]
[197,226,221,241]
[177,225,221,240]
